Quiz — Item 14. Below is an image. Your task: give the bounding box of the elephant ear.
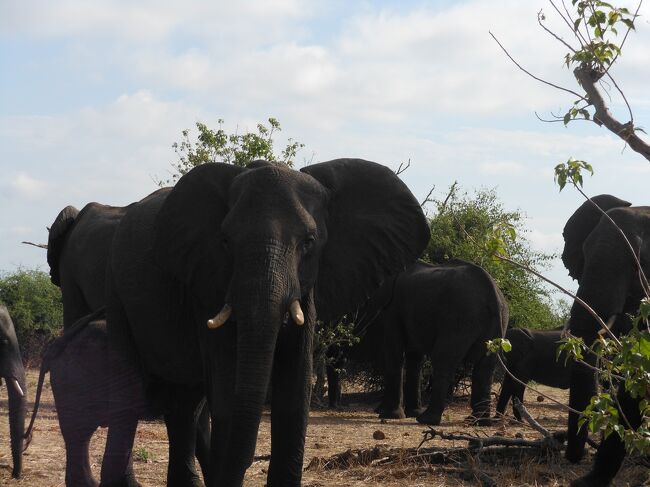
[152,163,246,308]
[562,194,631,281]
[301,158,430,322]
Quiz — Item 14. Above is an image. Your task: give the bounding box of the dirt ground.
[0,369,647,486]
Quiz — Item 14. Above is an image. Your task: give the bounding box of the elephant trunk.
[215,248,290,485]
[5,366,27,478]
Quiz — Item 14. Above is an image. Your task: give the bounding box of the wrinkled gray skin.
[352,260,508,426]
[562,195,647,487]
[0,305,27,479]
[100,159,430,487]
[495,327,570,420]
[47,203,210,485]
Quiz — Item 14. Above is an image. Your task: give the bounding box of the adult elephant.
[495,327,570,420]
[100,159,430,487]
[562,195,647,487]
[48,202,132,327]
[0,305,27,479]
[351,259,508,425]
[47,203,210,485]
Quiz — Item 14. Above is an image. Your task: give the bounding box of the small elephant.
[495,327,570,421]
[562,194,647,487]
[0,305,27,479]
[351,259,508,425]
[25,309,211,487]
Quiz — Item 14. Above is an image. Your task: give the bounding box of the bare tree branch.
[574,65,650,161]
[395,158,411,176]
[21,241,48,249]
[537,9,577,53]
[420,186,436,207]
[489,32,588,101]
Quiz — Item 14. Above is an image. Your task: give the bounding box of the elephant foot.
[404,407,427,418]
[565,444,585,464]
[378,407,406,420]
[416,410,442,425]
[466,413,496,427]
[374,402,386,414]
[570,471,612,487]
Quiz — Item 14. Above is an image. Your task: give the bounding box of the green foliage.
[486,338,512,355]
[0,268,63,362]
[560,320,650,455]
[554,158,594,190]
[425,186,567,329]
[133,447,152,463]
[159,117,304,186]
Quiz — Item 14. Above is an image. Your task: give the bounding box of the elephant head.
[151,158,429,484]
[561,194,631,281]
[0,305,26,479]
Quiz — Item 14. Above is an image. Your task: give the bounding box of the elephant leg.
[417,336,470,425]
[571,388,641,487]
[495,375,513,419]
[100,293,146,486]
[326,362,342,408]
[403,351,425,417]
[59,423,98,487]
[194,398,211,483]
[378,320,406,419]
[566,359,598,463]
[510,381,526,422]
[267,321,314,487]
[164,384,204,487]
[469,351,497,425]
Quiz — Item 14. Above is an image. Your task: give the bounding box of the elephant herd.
[0,158,645,487]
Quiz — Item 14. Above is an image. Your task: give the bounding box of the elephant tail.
[23,307,106,447]
[47,205,80,286]
[23,347,51,449]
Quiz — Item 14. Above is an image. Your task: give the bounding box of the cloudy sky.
[1,0,649,299]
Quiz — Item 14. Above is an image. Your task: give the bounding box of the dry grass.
[0,369,648,486]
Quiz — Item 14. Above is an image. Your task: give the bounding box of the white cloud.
[11,173,48,200]
[479,161,524,175]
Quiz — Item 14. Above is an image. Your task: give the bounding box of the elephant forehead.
[224,168,327,241]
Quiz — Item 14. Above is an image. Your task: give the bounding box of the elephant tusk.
[290,300,305,326]
[10,378,24,397]
[207,304,232,329]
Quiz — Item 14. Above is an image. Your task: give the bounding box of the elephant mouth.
[207,299,305,329]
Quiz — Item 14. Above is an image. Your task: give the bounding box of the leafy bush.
[425,185,568,330]
[159,117,304,186]
[0,268,63,363]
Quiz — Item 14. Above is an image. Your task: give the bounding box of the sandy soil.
[0,369,647,486]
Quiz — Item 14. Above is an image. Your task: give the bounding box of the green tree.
[0,268,63,362]
[159,117,304,186]
[425,185,568,329]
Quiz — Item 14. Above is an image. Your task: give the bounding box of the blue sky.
[1,0,649,305]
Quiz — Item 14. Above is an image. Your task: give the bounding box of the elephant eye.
[302,235,316,252]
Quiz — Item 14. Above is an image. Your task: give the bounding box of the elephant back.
[562,194,631,281]
[47,206,80,287]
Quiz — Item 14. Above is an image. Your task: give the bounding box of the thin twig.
[21,241,48,249]
[537,9,577,52]
[490,32,587,101]
[395,158,411,176]
[420,186,436,208]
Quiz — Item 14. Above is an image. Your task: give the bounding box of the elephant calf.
[495,327,570,420]
[26,310,210,487]
[353,260,508,425]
